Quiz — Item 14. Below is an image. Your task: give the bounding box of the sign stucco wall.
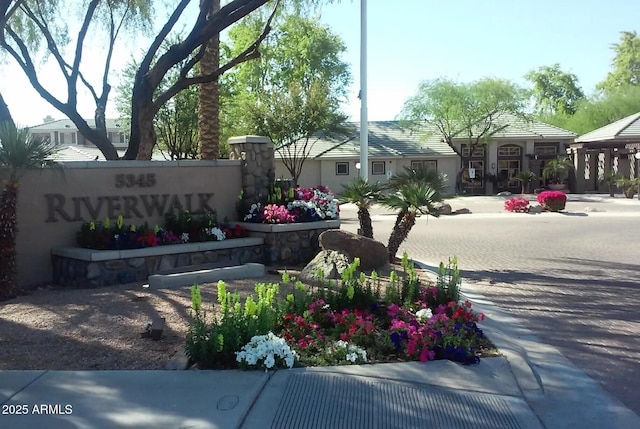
[9,160,242,287]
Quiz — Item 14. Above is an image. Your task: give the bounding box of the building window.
[498,160,520,185]
[335,162,349,175]
[71,133,77,145]
[463,160,484,187]
[461,146,485,157]
[59,133,65,144]
[497,146,521,157]
[534,145,557,156]
[411,160,437,171]
[371,161,385,175]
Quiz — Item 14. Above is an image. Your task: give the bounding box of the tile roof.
[575,112,640,142]
[276,118,576,160]
[29,118,126,131]
[50,145,128,162]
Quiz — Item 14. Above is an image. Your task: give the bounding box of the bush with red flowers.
[537,190,567,212]
[504,197,530,213]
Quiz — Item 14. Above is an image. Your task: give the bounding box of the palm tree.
[198,0,221,160]
[379,182,442,262]
[387,166,447,230]
[338,177,383,239]
[0,124,58,299]
[514,171,536,194]
[542,157,573,184]
[388,166,448,193]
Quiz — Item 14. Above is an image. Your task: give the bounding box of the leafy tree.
[543,84,640,135]
[338,177,383,239]
[224,12,350,183]
[400,78,529,192]
[1,0,277,160]
[126,0,278,160]
[0,124,58,299]
[0,0,153,160]
[379,182,442,262]
[116,39,200,160]
[525,64,584,115]
[598,31,640,92]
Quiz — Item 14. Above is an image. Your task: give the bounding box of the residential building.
[28,118,128,149]
[275,118,577,195]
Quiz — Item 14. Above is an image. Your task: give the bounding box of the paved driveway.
[338,196,640,415]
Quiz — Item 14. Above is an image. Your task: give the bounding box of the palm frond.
[0,123,61,181]
[338,177,383,209]
[388,166,448,194]
[379,182,443,216]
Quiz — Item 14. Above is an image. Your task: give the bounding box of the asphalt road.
[338,195,640,415]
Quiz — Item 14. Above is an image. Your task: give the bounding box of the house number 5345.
[115,173,156,188]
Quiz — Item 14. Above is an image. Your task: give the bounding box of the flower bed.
[77,212,248,250]
[537,190,567,212]
[243,185,339,224]
[186,255,487,370]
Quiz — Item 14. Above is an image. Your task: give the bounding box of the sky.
[1,0,639,127]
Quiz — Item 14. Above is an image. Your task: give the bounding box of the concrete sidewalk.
[2,287,639,429]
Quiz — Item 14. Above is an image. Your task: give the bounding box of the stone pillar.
[573,148,587,194]
[228,135,275,208]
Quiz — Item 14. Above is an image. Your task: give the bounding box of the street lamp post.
[635,152,640,200]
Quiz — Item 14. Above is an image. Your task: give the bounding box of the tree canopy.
[223,11,351,184]
[400,77,529,156]
[525,64,584,116]
[0,0,278,160]
[598,31,640,92]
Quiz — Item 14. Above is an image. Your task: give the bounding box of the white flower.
[331,341,367,364]
[235,332,297,370]
[415,308,433,321]
[180,232,189,243]
[207,227,226,241]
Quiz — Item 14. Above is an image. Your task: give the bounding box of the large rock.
[434,202,453,216]
[319,230,387,270]
[299,250,352,284]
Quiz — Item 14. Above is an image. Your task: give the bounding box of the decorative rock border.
[238,220,340,266]
[51,238,264,288]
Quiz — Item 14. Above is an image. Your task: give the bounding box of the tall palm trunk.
[198,0,221,160]
[387,213,416,262]
[357,207,374,239]
[0,181,18,299]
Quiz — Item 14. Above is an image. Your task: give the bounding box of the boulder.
[319,230,388,270]
[434,202,453,215]
[529,205,543,214]
[453,208,471,215]
[299,250,352,284]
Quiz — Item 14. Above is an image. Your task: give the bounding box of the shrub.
[184,281,281,369]
[537,191,567,212]
[504,197,530,213]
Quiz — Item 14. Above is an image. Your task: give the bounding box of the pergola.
[569,112,640,193]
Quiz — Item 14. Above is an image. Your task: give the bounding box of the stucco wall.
[276,156,458,196]
[8,160,242,287]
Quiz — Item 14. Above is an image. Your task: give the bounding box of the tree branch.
[152,0,277,113]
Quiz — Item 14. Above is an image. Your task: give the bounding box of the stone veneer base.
[51,238,265,288]
[237,219,340,266]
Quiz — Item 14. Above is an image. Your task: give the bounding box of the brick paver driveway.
[339,197,640,415]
